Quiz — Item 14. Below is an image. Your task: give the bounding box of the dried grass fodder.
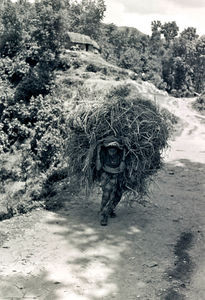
[66,85,170,200]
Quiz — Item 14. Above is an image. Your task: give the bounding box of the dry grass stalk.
[66,85,170,200]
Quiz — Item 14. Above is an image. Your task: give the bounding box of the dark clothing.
[98,146,125,221]
[100,171,123,216]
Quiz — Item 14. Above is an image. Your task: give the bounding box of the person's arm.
[96,144,102,171]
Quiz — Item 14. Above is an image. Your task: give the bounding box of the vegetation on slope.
[192,94,205,115]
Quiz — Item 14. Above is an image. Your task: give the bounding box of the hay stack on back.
[67,85,170,199]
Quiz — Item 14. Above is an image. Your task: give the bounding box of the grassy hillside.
[55,50,167,101]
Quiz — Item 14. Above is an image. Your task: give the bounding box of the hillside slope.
[55,51,167,104]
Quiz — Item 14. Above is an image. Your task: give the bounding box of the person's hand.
[119,161,125,172]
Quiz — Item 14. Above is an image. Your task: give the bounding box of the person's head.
[107,146,118,156]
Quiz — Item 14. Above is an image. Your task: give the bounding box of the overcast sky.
[104,0,205,36]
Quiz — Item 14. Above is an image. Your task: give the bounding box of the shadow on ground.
[0,271,63,299]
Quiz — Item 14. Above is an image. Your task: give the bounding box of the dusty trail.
[0,97,205,300]
[160,96,205,164]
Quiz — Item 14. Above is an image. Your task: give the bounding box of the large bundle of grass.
[66,85,170,198]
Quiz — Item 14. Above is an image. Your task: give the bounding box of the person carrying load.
[96,136,126,226]
[67,85,170,228]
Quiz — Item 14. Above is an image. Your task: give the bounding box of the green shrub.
[0,56,30,85]
[192,94,205,114]
[14,62,54,102]
[86,63,100,72]
[57,56,71,71]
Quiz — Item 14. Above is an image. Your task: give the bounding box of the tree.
[68,0,106,39]
[33,0,66,55]
[100,23,129,62]
[162,31,199,95]
[135,35,149,54]
[119,48,142,72]
[0,0,23,57]
[151,20,162,35]
[194,35,205,92]
[150,20,163,55]
[99,23,117,61]
[161,21,179,47]
[180,27,199,41]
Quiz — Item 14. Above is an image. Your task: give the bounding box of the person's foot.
[109,211,117,218]
[100,213,108,226]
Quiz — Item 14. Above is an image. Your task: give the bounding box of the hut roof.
[66,32,100,50]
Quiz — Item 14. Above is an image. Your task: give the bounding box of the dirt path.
[0,98,205,300]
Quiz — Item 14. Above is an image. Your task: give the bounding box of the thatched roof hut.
[64,32,100,53]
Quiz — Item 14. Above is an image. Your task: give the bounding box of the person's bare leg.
[109,189,122,218]
[100,189,110,226]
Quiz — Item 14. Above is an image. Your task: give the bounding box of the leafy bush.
[57,55,71,71]
[192,94,205,114]
[0,56,29,84]
[86,63,100,72]
[0,89,69,217]
[14,63,54,102]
